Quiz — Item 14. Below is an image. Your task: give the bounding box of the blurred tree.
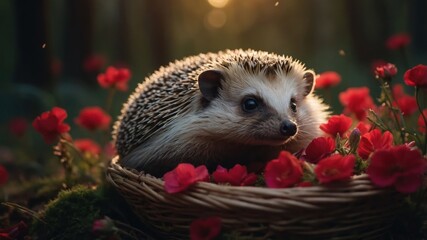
[13,0,52,90]
[144,1,171,67]
[345,0,389,62]
[63,0,94,84]
[116,1,130,66]
[409,0,427,54]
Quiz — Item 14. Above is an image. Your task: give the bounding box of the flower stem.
[105,88,116,113]
[381,81,405,144]
[367,110,391,132]
[415,87,427,154]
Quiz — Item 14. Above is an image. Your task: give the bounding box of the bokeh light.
[205,9,227,29]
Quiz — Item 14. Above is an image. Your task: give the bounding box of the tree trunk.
[144,1,170,67]
[116,1,130,66]
[13,0,52,90]
[63,0,94,83]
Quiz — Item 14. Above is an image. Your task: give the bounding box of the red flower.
[357,129,394,160]
[374,63,397,79]
[315,71,341,89]
[0,165,9,186]
[392,84,405,99]
[314,154,355,184]
[404,64,427,88]
[391,84,418,116]
[32,107,70,143]
[74,139,101,155]
[83,54,106,72]
[355,122,371,135]
[339,87,375,121]
[8,117,28,137]
[371,59,387,73]
[367,145,426,193]
[386,33,411,50]
[319,114,352,138]
[163,164,209,194]
[418,109,427,133]
[75,107,111,131]
[395,95,417,116]
[97,66,131,91]
[264,151,303,188]
[190,217,222,240]
[303,137,335,164]
[212,164,257,186]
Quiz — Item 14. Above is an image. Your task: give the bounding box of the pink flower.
[367,145,426,193]
[404,64,427,88]
[314,154,355,184]
[212,164,257,186]
[303,137,335,164]
[32,107,70,143]
[75,106,111,131]
[97,66,131,91]
[315,71,341,89]
[264,151,303,188]
[374,63,397,79]
[163,164,209,194]
[92,217,115,235]
[319,114,353,138]
[357,129,394,160]
[339,87,375,121]
[386,33,411,50]
[190,217,222,240]
[8,117,28,137]
[74,139,101,155]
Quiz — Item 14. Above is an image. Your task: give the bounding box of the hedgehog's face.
[197,65,315,146]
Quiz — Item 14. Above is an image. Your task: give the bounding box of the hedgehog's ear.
[302,70,315,96]
[198,70,224,101]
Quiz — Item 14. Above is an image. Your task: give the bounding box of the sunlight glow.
[207,0,229,8]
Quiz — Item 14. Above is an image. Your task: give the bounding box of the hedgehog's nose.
[280,120,297,137]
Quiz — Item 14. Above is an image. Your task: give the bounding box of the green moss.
[32,185,104,240]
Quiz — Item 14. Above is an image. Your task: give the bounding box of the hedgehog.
[113,49,329,177]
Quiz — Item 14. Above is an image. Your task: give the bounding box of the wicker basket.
[106,156,402,240]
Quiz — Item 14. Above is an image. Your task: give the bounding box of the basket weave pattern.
[107,157,401,239]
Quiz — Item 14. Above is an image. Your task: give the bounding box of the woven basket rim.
[107,155,384,196]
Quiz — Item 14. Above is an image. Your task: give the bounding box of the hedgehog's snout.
[280,120,297,137]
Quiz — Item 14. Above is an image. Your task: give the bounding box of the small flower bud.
[349,128,361,153]
[375,63,398,81]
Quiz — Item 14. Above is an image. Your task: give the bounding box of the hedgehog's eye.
[242,97,259,112]
[290,98,297,113]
